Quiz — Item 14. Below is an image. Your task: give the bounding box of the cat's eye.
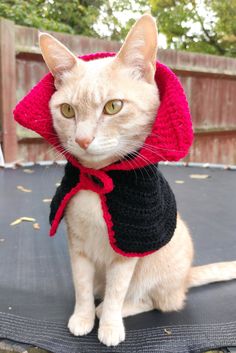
[103,100,123,115]
[60,103,75,119]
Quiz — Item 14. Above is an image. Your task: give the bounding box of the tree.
[150,0,236,57]
[94,0,149,40]
[0,0,103,37]
[0,0,148,40]
[1,0,235,57]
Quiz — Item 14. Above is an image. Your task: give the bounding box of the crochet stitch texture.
[14,52,193,257]
[50,162,177,255]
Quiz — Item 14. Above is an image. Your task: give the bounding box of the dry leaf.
[23,169,35,174]
[190,174,210,180]
[175,180,185,184]
[33,223,40,230]
[21,217,36,222]
[10,218,22,226]
[10,217,36,226]
[17,185,32,193]
[55,182,61,187]
[164,328,172,335]
[43,198,52,203]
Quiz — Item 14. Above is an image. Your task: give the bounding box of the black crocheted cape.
[50,162,177,256]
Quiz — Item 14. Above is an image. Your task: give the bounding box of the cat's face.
[40,15,159,169]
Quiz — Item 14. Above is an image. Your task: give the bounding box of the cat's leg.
[152,283,187,312]
[96,297,154,319]
[93,265,105,299]
[98,257,138,346]
[67,250,95,336]
[121,298,154,317]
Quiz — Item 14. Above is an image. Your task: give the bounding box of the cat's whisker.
[50,144,72,160]
[123,144,166,170]
[127,151,158,180]
[138,147,168,163]
[142,142,185,154]
[120,138,178,160]
[117,152,142,182]
[118,141,163,164]
[116,147,154,181]
[120,137,184,154]
[121,152,144,181]
[114,152,138,178]
[47,148,65,161]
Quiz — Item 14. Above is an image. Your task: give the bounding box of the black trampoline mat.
[0,164,235,353]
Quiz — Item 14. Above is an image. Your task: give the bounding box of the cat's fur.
[39,15,236,347]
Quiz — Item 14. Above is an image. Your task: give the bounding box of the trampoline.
[0,163,235,353]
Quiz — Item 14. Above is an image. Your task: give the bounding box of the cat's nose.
[75,136,94,150]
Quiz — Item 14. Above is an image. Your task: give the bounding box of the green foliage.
[0,0,148,40]
[0,0,151,40]
[95,0,148,40]
[0,0,103,36]
[150,0,236,57]
[1,0,236,57]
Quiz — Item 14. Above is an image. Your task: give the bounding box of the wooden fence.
[1,18,236,165]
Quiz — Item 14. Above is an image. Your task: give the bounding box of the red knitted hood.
[14,52,193,172]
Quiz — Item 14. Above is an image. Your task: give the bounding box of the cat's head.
[39,15,159,169]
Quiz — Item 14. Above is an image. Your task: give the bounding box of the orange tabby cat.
[39,15,236,347]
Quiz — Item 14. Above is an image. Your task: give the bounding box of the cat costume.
[14,52,193,257]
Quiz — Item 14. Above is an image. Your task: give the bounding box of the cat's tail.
[188,261,236,288]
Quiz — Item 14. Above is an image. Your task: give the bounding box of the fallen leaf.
[21,217,36,222]
[10,218,22,226]
[10,217,36,226]
[23,169,35,174]
[17,185,32,193]
[55,182,61,187]
[164,328,172,335]
[42,198,52,203]
[33,223,40,230]
[175,180,185,184]
[190,174,210,180]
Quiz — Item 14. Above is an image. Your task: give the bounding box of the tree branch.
[195,10,226,55]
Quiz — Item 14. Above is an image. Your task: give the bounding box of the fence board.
[0,19,18,163]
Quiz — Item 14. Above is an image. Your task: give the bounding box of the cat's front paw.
[68,312,95,336]
[98,319,125,346]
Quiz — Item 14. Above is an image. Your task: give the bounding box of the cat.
[39,14,236,347]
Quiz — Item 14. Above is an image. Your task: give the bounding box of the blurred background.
[0,0,236,165]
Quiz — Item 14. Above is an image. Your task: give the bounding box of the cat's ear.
[39,32,81,79]
[115,14,158,83]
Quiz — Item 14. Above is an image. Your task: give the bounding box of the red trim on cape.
[50,173,156,257]
[100,194,156,257]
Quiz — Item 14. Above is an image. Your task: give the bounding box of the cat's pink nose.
[75,136,94,150]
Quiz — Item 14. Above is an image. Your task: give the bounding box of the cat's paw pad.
[98,320,125,346]
[68,312,95,336]
[95,302,103,319]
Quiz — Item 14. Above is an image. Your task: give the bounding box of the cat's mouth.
[71,148,141,170]
[64,135,145,169]
[64,137,122,168]
[65,143,121,169]
[76,153,121,169]
[86,137,119,155]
